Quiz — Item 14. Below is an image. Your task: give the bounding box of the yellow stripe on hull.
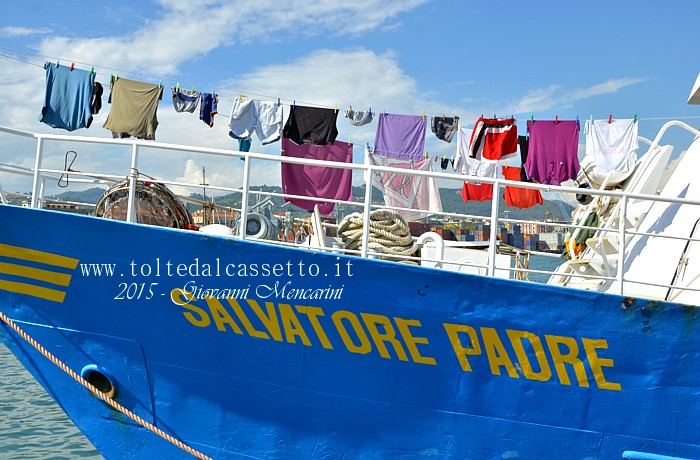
[0,279,67,303]
[0,243,79,269]
[0,262,72,286]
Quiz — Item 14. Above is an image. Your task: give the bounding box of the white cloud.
[567,78,646,101]
[37,0,429,75]
[495,78,647,117]
[0,26,51,38]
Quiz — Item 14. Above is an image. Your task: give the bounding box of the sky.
[1,0,700,199]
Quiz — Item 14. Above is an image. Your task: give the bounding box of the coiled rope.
[337,209,420,264]
[0,311,212,460]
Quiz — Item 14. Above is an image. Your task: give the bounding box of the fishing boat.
[1,97,699,459]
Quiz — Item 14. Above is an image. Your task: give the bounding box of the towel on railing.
[281,137,352,215]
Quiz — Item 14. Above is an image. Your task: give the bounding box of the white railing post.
[238,155,251,239]
[38,177,46,209]
[30,137,44,208]
[488,180,501,277]
[361,166,373,258]
[126,143,139,223]
[617,194,628,295]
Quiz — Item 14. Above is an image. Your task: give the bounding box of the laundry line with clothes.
[34,59,642,217]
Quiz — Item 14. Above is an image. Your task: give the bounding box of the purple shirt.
[281,138,353,215]
[374,113,426,161]
[525,120,580,185]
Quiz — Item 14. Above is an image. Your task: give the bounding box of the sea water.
[0,255,565,458]
[0,340,102,459]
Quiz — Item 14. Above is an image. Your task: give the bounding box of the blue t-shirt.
[39,62,96,131]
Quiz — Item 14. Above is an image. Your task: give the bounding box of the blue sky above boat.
[0,0,699,195]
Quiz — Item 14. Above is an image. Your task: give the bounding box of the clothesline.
[4,47,700,128]
[14,46,671,215]
[0,47,330,110]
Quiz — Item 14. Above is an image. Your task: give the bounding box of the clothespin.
[239,93,243,102]
[442,113,446,120]
[191,86,194,94]
[90,67,94,75]
[115,72,118,80]
[434,155,438,162]
[368,107,371,115]
[277,98,280,105]
[56,59,60,66]
[555,115,559,125]
[334,104,337,113]
[349,105,353,114]
[493,114,497,119]
[292,100,295,109]
[70,62,75,71]
[176,83,180,91]
[608,114,613,124]
[531,115,535,125]
[422,111,425,120]
[633,114,638,123]
[576,115,579,127]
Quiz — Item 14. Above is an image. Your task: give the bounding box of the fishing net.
[94,179,194,229]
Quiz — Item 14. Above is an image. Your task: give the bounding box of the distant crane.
[552,192,571,221]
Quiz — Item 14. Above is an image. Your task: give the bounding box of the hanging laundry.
[584,118,638,174]
[455,127,497,202]
[454,127,498,178]
[461,182,493,202]
[440,157,449,170]
[367,149,443,222]
[238,138,252,152]
[283,105,339,146]
[502,166,543,209]
[517,135,532,182]
[431,116,459,143]
[103,77,163,140]
[229,97,283,145]
[281,137,352,215]
[39,62,97,131]
[374,113,426,161]
[344,109,373,127]
[199,92,218,127]
[469,116,518,160]
[91,82,103,116]
[525,120,580,185]
[171,88,200,113]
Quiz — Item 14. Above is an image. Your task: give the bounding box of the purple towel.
[374,113,426,161]
[524,120,580,185]
[281,137,353,215]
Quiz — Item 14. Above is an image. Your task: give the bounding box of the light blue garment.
[39,62,96,131]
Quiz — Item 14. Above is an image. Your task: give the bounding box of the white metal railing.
[2,121,700,300]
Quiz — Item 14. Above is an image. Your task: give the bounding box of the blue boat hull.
[1,204,698,459]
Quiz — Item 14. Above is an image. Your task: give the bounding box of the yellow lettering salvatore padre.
[170,289,621,391]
